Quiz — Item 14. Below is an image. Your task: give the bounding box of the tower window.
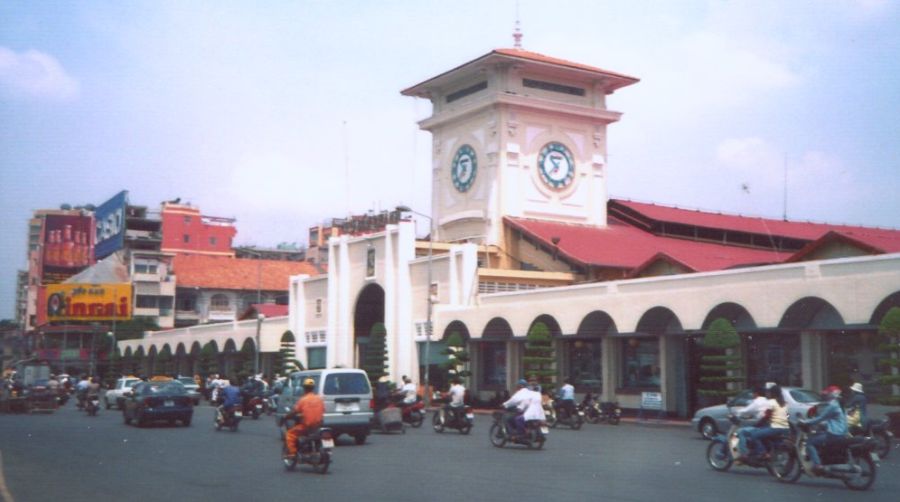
[523,78,585,97]
[446,81,488,103]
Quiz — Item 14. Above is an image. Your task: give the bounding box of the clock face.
[451,144,477,192]
[537,142,575,189]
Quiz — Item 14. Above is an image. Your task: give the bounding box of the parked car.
[276,368,373,444]
[175,376,202,405]
[121,380,194,427]
[104,376,143,409]
[691,386,820,439]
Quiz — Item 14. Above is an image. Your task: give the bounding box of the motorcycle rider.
[502,379,545,438]
[86,377,101,401]
[555,377,576,420]
[75,375,90,408]
[218,380,242,422]
[844,382,867,433]
[283,378,325,460]
[744,383,790,457]
[734,386,769,459]
[396,375,418,405]
[800,385,848,475]
[444,377,466,423]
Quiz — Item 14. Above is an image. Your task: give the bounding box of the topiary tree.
[198,342,219,378]
[441,332,471,383]
[362,322,388,383]
[878,306,900,404]
[524,322,555,390]
[277,331,302,375]
[238,339,256,377]
[156,346,173,376]
[698,318,744,402]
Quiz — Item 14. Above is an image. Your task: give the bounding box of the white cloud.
[0,47,80,100]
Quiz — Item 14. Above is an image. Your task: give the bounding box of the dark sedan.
[122,380,194,427]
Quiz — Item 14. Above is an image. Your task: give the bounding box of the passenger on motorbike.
[555,378,576,420]
[743,384,790,458]
[283,378,325,459]
[844,382,867,433]
[800,385,848,475]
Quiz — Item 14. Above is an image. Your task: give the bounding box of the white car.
[691,386,821,439]
[104,377,142,409]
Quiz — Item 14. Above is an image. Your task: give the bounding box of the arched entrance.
[569,311,617,393]
[353,283,385,369]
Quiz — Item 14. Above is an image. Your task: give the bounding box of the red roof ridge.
[491,48,639,81]
[610,197,899,232]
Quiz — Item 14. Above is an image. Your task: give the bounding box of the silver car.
[176,376,202,405]
[691,386,821,439]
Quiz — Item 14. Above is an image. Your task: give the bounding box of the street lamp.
[396,205,434,407]
[255,313,265,375]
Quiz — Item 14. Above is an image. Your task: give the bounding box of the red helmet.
[822,385,842,398]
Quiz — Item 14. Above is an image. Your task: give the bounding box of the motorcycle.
[215,405,243,432]
[85,396,100,416]
[397,397,425,428]
[433,404,474,434]
[282,427,334,474]
[243,395,265,420]
[549,399,584,430]
[489,409,547,449]
[774,421,879,491]
[706,415,794,476]
[580,393,621,425]
[850,418,894,459]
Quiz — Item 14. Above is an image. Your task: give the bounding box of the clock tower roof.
[401,48,639,98]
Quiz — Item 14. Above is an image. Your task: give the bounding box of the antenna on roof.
[513,0,523,49]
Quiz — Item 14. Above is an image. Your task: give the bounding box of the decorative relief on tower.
[525,125,547,150]
[563,131,585,156]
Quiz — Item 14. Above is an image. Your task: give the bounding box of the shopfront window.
[746,333,802,388]
[480,341,507,389]
[307,347,326,369]
[565,339,603,392]
[620,337,660,389]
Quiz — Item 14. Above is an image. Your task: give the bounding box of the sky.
[1,0,899,319]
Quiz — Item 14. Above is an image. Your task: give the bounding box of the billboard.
[42,283,132,323]
[41,214,95,284]
[94,190,128,259]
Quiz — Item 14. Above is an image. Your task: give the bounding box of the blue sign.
[94,190,128,259]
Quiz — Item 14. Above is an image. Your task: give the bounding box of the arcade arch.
[354,283,385,368]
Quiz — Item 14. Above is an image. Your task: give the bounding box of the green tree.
[111,317,160,341]
[441,332,471,382]
[698,318,744,400]
[524,322,555,390]
[277,331,302,375]
[362,322,388,383]
[878,306,900,404]
[156,346,173,376]
[198,342,219,378]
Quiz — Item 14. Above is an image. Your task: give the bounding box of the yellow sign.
[45,283,132,322]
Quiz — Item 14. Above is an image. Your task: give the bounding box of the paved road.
[0,403,897,502]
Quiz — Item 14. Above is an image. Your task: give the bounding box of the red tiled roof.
[238,304,289,320]
[491,48,640,82]
[402,48,639,96]
[172,254,317,291]
[505,216,791,272]
[787,230,900,262]
[611,199,900,243]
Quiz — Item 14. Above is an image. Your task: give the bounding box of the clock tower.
[401,48,638,246]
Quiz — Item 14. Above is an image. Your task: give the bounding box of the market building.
[120,45,900,416]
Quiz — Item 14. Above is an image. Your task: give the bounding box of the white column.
[289,275,309,368]
[395,221,416,382]
[337,236,352,367]
[383,226,397,382]
[326,237,340,369]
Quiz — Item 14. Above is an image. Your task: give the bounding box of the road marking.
[0,450,14,502]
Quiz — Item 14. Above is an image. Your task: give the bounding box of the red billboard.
[41,214,95,284]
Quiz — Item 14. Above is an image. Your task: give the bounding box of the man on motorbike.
[86,377,101,400]
[444,377,466,422]
[283,378,325,459]
[397,375,418,405]
[555,377,576,420]
[800,385,848,475]
[734,386,769,459]
[502,379,545,438]
[218,381,242,422]
[75,375,90,407]
[743,383,790,458]
[845,382,867,433]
